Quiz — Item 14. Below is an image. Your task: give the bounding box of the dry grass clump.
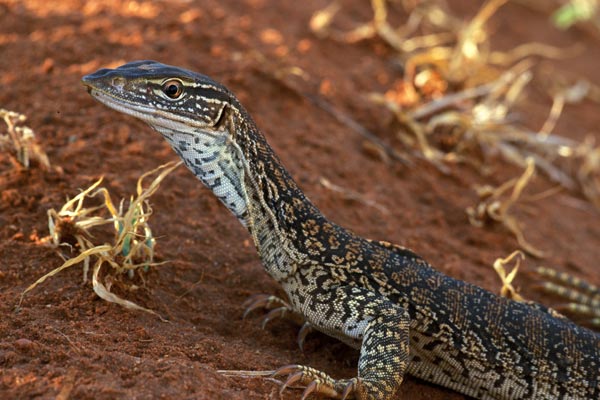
[0,108,50,170]
[312,0,592,179]
[310,0,600,254]
[20,161,181,320]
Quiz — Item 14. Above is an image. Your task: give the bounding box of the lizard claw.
[261,306,291,329]
[341,378,359,400]
[301,380,320,400]
[278,370,304,394]
[242,293,306,330]
[297,321,314,351]
[242,294,289,319]
[272,364,301,378]
[273,364,357,399]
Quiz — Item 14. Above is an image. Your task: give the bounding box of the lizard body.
[82,61,600,400]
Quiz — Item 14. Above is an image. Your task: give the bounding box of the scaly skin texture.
[82,61,600,400]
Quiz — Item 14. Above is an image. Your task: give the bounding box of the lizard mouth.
[83,84,155,122]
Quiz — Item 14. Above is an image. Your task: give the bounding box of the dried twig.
[319,177,389,214]
[250,56,411,166]
[493,250,526,301]
[217,370,276,377]
[466,158,546,258]
[216,369,301,390]
[303,92,411,165]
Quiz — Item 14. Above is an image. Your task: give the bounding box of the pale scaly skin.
[83,61,600,400]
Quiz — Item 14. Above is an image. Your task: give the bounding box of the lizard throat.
[154,125,250,227]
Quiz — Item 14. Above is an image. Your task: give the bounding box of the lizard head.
[82,60,234,139]
[83,61,257,225]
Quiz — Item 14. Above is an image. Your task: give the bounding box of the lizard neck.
[233,104,327,275]
[157,101,324,281]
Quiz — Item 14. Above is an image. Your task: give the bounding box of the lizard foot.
[273,364,359,400]
[243,294,314,349]
[536,266,600,327]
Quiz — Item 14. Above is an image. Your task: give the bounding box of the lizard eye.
[162,79,183,99]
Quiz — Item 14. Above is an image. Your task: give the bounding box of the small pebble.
[15,338,34,350]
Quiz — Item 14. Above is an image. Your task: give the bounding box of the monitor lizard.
[82,60,600,400]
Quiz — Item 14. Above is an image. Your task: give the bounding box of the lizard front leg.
[275,286,411,400]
